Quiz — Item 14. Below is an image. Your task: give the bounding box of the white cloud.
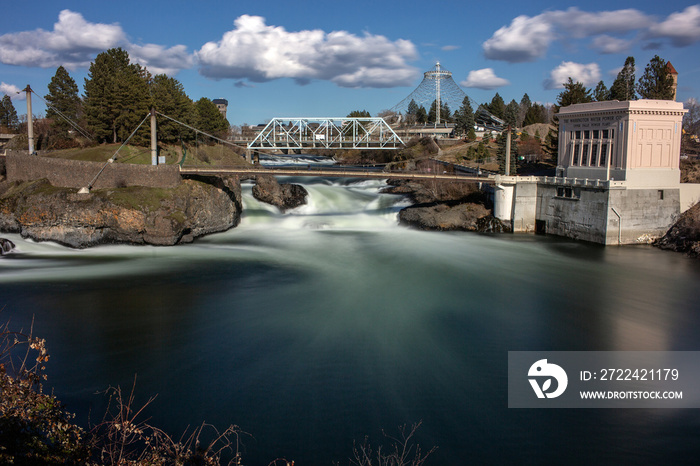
[590,35,634,54]
[441,45,460,51]
[0,82,23,99]
[545,61,601,89]
[195,15,419,88]
[129,44,194,75]
[460,68,510,90]
[0,10,125,68]
[0,10,192,76]
[483,6,700,63]
[649,5,700,47]
[483,15,554,62]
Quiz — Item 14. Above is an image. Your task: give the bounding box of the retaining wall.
[6,153,181,189]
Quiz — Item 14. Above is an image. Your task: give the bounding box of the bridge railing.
[248,118,405,151]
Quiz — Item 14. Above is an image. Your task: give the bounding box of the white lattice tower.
[391,62,475,123]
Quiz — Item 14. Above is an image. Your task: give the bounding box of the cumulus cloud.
[0,82,23,99]
[483,15,554,62]
[0,10,125,68]
[590,35,634,54]
[460,68,510,90]
[483,6,700,63]
[649,5,700,47]
[195,15,419,88]
[0,9,192,75]
[129,44,194,75]
[545,61,601,89]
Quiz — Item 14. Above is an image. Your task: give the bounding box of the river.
[1,156,700,464]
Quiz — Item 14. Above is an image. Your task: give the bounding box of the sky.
[1,0,699,126]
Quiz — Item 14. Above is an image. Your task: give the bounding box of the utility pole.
[505,126,511,176]
[150,107,157,165]
[24,85,34,155]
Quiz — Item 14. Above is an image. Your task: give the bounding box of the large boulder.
[0,237,14,255]
[0,177,242,248]
[252,175,308,211]
[654,202,700,257]
[399,202,495,232]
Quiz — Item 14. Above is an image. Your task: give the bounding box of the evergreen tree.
[637,55,675,100]
[427,100,452,124]
[518,93,532,127]
[347,110,371,118]
[522,103,547,126]
[406,99,419,125]
[195,97,229,136]
[609,56,636,101]
[416,106,427,124]
[150,74,194,143]
[45,66,82,137]
[454,96,475,138]
[486,93,506,119]
[593,81,610,101]
[504,99,519,128]
[497,128,518,174]
[83,48,151,144]
[0,95,19,132]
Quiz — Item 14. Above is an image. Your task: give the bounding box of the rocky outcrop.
[0,237,14,255]
[399,202,498,232]
[654,202,700,257]
[0,177,242,248]
[252,175,308,211]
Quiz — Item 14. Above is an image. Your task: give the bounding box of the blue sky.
[1,0,699,126]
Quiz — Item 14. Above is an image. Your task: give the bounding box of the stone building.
[213,98,228,119]
[493,99,700,244]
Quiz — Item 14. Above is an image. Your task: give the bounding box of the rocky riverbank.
[0,177,242,248]
[654,202,700,257]
[382,178,510,233]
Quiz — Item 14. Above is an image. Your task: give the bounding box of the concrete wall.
[511,181,538,232]
[6,153,181,189]
[606,188,680,244]
[536,184,610,244]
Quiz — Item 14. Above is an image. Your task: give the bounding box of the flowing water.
[1,159,700,464]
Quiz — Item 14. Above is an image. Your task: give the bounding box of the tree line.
[6,47,230,150]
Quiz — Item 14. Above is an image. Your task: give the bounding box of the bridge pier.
[245,149,252,163]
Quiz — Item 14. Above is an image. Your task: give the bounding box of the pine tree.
[593,81,610,102]
[150,74,194,143]
[195,97,229,136]
[454,96,475,138]
[0,95,19,132]
[486,93,506,119]
[83,48,151,144]
[518,93,532,127]
[504,99,519,128]
[406,99,419,125]
[609,56,636,101]
[45,66,82,138]
[637,55,675,100]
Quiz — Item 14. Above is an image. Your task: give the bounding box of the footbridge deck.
[180,166,495,183]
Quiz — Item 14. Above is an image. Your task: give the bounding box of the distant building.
[212,99,228,119]
[666,62,678,101]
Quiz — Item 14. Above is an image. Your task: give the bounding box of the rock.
[654,202,700,258]
[0,178,242,248]
[252,174,308,211]
[0,237,14,255]
[399,202,492,231]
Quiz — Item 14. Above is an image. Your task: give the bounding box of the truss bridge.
[247,117,404,151]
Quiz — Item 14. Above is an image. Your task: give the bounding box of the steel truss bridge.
[247,117,404,151]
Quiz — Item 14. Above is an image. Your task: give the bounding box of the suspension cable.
[82,112,150,191]
[30,90,94,140]
[156,112,246,149]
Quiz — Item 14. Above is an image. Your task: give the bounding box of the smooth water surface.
[1,173,700,465]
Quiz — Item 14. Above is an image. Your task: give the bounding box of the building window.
[658,190,664,200]
[600,143,608,166]
[591,143,599,166]
[573,144,580,165]
[582,143,589,166]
